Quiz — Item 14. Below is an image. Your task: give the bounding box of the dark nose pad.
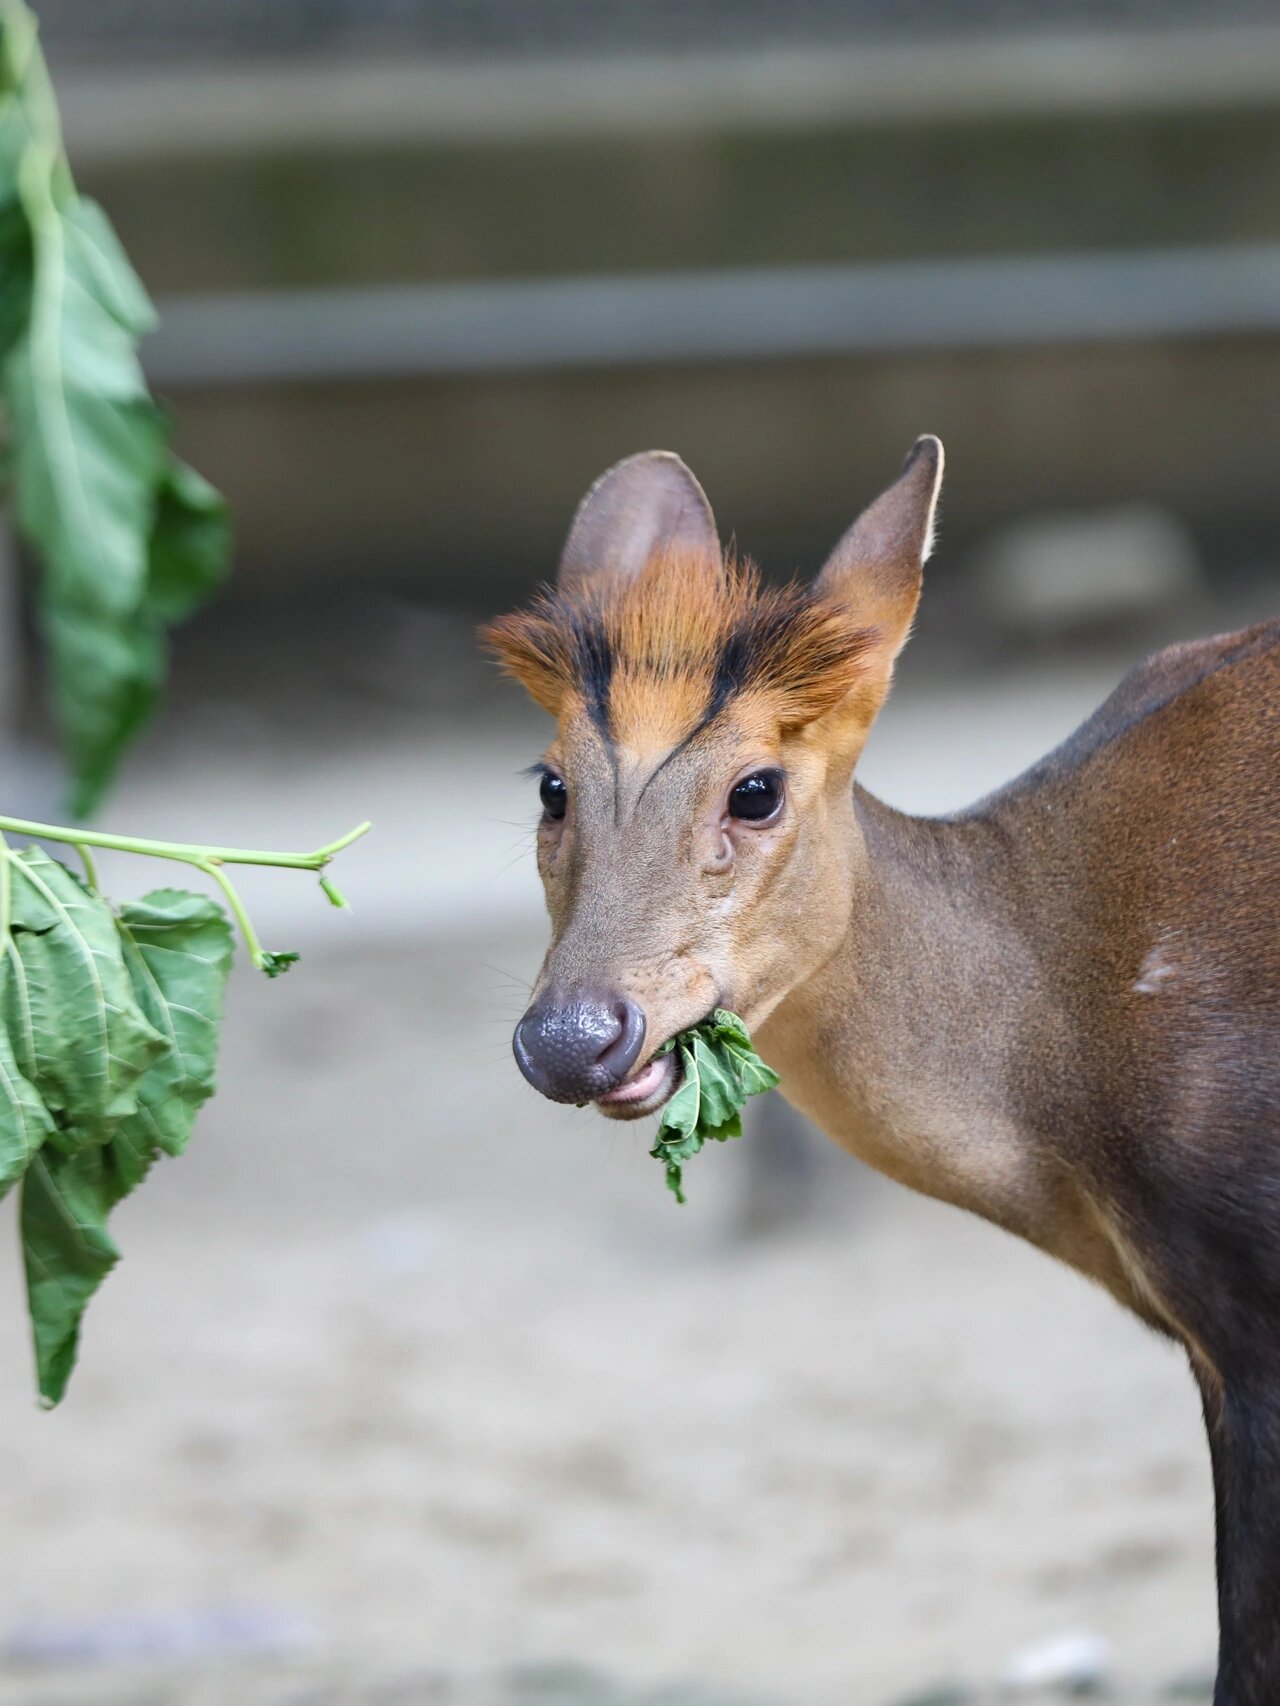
[513,990,646,1104]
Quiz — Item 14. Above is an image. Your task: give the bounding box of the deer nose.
[513,990,647,1104]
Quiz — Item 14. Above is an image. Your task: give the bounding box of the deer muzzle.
[513,989,647,1105]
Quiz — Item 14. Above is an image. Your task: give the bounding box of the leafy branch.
[0,820,367,1406]
[0,814,370,973]
[0,5,370,1408]
[0,0,231,817]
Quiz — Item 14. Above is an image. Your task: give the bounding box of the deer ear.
[557,451,721,597]
[815,435,944,657]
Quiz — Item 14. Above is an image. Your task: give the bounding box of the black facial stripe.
[705,627,753,727]
[631,603,822,808]
[702,603,808,732]
[571,617,614,736]
[638,609,807,805]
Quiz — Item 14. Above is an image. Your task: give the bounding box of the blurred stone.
[1000,1630,1112,1695]
[973,506,1203,640]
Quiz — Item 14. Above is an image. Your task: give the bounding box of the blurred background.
[4,1,1280,1701]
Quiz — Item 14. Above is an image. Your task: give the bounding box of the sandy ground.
[0,616,1256,1706]
[0,932,1220,1706]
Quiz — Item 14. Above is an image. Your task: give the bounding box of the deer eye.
[728,769,784,824]
[539,771,567,821]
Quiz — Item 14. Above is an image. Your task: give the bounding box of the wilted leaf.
[0,853,234,1406]
[22,1142,125,1406]
[0,1012,52,1200]
[114,888,233,1170]
[1,847,165,1141]
[20,886,234,1404]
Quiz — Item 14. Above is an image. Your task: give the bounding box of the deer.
[482,437,1280,1704]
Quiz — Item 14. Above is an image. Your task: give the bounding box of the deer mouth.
[594,1047,680,1120]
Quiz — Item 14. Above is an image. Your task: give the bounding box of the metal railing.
[146,242,1280,388]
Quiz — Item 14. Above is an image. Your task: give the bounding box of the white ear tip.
[905,433,944,480]
[908,435,944,562]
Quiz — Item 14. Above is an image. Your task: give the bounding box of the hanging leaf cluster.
[0,811,367,1407]
[0,847,233,1405]
[0,0,230,817]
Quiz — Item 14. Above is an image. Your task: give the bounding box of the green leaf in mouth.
[649,1009,780,1204]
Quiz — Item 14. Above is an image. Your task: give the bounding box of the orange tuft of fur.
[481,552,877,745]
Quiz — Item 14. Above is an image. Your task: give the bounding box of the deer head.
[483,437,944,1115]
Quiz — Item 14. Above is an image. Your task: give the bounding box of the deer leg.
[1196,1364,1280,1706]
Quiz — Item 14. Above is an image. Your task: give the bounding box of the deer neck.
[757,785,1063,1238]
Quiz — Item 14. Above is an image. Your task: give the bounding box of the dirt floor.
[0,928,1220,1706]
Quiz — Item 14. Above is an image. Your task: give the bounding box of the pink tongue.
[600,1055,667,1104]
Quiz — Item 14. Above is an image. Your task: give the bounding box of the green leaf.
[0,5,232,815]
[0,806,362,1405]
[3,147,169,814]
[649,1008,780,1203]
[0,1011,52,1200]
[22,1142,124,1406]
[0,196,31,368]
[38,596,168,820]
[114,888,233,1172]
[5,163,163,611]
[59,194,155,340]
[3,859,233,1407]
[259,950,300,979]
[1,847,165,1142]
[36,459,233,816]
[146,457,232,626]
[685,1032,740,1132]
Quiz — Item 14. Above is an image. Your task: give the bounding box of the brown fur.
[482,551,878,749]
[491,440,1280,1705]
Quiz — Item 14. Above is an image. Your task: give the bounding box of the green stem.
[318,874,349,911]
[304,822,372,861]
[0,815,371,973]
[73,843,99,892]
[0,815,371,871]
[196,860,265,968]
